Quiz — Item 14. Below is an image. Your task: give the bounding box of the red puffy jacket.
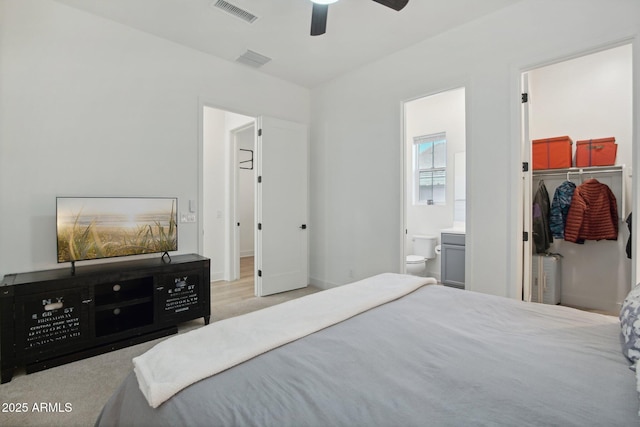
[564,179,618,243]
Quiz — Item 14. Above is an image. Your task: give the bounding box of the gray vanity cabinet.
[441,233,465,289]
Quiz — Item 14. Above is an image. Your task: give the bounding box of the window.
[414,132,446,205]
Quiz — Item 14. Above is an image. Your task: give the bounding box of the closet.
[523,44,633,314]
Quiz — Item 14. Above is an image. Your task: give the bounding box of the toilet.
[405,235,437,276]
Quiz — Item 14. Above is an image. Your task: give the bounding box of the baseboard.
[308,276,340,290]
[210,271,225,282]
[562,293,620,314]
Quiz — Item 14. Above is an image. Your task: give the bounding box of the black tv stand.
[0,254,210,383]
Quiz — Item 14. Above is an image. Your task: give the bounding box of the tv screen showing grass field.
[56,197,177,263]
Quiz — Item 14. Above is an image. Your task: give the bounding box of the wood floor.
[210,256,257,305]
[210,256,320,311]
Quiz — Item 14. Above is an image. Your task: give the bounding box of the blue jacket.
[550,181,576,239]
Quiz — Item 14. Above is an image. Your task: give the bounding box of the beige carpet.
[0,284,320,427]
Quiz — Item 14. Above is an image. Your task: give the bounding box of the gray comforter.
[96,284,638,426]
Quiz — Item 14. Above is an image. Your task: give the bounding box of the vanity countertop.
[441,226,466,235]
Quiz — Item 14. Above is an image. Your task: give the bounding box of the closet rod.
[532,165,626,220]
[532,166,623,177]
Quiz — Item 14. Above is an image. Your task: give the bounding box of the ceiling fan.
[310,0,409,36]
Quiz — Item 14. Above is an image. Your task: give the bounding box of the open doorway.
[232,123,256,280]
[201,107,310,297]
[201,105,255,283]
[402,87,466,285]
[520,44,633,314]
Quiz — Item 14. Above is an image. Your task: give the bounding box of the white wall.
[203,107,227,280]
[528,44,633,312]
[0,0,309,277]
[2,0,639,299]
[309,0,640,296]
[405,88,466,279]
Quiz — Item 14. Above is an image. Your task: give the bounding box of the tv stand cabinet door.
[155,269,210,325]
[15,287,91,363]
[1,283,16,383]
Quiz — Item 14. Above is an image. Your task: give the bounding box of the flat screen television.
[56,197,178,265]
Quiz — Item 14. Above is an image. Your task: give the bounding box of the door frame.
[197,98,256,282]
[400,86,469,278]
[515,39,638,299]
[198,103,309,296]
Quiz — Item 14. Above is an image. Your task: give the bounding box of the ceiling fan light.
[311,0,338,4]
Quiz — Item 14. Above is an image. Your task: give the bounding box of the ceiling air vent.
[212,0,258,24]
[236,50,272,68]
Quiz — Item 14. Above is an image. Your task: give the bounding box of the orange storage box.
[575,137,617,167]
[532,136,573,170]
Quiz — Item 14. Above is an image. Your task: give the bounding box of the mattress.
[96,281,638,426]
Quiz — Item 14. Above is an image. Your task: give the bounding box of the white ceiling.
[52,0,519,88]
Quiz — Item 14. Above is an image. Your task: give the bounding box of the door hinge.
[521,93,528,103]
[523,231,529,242]
[522,162,529,172]
[258,128,262,136]
[258,270,262,277]
[258,223,262,230]
[258,175,262,183]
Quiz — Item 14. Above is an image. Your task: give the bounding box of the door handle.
[299,224,307,230]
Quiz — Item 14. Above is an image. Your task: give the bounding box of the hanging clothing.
[564,178,618,243]
[532,180,553,254]
[549,180,576,239]
[626,212,632,259]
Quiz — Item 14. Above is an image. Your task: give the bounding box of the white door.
[255,116,309,296]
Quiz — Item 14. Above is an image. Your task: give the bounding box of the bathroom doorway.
[402,87,466,281]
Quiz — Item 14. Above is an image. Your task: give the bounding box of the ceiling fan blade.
[310,3,329,36]
[371,0,409,11]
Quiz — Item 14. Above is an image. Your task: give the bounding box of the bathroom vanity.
[441,229,465,289]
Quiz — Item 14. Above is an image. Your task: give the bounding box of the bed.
[96,273,639,426]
